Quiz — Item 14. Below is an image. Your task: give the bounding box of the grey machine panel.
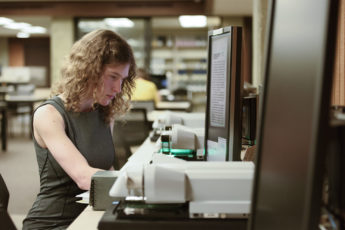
[249,0,339,230]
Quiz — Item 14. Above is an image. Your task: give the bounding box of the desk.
[156,101,192,111]
[1,95,46,151]
[147,110,205,128]
[68,135,250,230]
[0,80,30,92]
[68,206,104,230]
[68,138,157,230]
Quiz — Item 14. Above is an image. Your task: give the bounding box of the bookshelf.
[150,30,208,112]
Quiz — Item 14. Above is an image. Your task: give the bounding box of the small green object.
[161,135,170,154]
[170,148,195,155]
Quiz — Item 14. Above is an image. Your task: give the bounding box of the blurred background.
[0,0,261,114]
[0,0,343,229]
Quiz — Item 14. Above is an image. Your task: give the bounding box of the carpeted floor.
[0,118,40,229]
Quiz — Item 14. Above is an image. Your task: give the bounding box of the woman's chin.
[97,100,109,107]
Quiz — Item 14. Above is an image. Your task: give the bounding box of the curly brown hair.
[51,29,136,124]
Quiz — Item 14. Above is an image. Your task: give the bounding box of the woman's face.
[96,63,130,106]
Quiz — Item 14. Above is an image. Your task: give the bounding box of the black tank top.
[23,96,115,230]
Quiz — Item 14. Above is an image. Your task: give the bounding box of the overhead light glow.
[104,18,134,28]
[4,22,31,30]
[17,32,30,38]
[78,21,106,31]
[22,26,47,34]
[0,17,13,25]
[178,15,207,28]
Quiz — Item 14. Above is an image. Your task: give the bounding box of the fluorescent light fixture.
[4,22,31,30]
[78,21,106,31]
[22,26,47,34]
[0,17,13,25]
[179,15,207,28]
[104,18,134,28]
[17,32,30,38]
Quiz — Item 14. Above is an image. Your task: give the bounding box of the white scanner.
[109,154,254,218]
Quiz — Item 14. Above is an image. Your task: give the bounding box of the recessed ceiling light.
[104,18,134,28]
[178,15,207,28]
[17,32,30,38]
[22,26,47,34]
[4,22,31,30]
[0,17,13,25]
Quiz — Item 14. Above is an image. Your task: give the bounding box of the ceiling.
[0,0,252,38]
[0,16,51,37]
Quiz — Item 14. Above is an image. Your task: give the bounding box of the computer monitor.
[242,95,257,146]
[248,0,339,229]
[150,73,167,89]
[204,26,243,161]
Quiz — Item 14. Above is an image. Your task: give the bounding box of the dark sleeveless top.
[23,96,115,230]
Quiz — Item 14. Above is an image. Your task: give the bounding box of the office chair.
[172,88,188,101]
[112,125,133,170]
[112,108,150,169]
[0,174,9,211]
[0,174,17,230]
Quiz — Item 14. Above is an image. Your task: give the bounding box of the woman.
[131,68,161,105]
[23,29,136,229]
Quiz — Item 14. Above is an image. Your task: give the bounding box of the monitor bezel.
[204,26,243,162]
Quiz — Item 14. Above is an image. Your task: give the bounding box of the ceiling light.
[178,15,207,28]
[4,22,31,30]
[22,26,47,34]
[78,21,106,31]
[104,18,134,28]
[17,32,30,38]
[0,17,13,25]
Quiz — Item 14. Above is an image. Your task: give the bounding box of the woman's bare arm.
[33,104,102,190]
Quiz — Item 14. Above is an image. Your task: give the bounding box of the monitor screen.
[204,26,243,161]
[150,74,167,89]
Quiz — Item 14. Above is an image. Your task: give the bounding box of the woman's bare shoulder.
[34,104,64,126]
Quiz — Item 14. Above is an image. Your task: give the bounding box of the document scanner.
[158,124,205,160]
[109,154,254,219]
[152,111,205,130]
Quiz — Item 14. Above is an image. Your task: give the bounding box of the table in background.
[155,101,192,112]
[0,80,30,92]
[0,95,46,151]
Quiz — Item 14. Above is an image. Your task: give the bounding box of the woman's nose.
[113,80,122,93]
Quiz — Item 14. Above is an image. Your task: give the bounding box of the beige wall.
[221,2,269,90]
[222,17,245,27]
[50,17,74,85]
[252,0,269,89]
[0,37,8,69]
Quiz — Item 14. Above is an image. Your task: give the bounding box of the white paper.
[207,137,227,162]
[76,191,90,204]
